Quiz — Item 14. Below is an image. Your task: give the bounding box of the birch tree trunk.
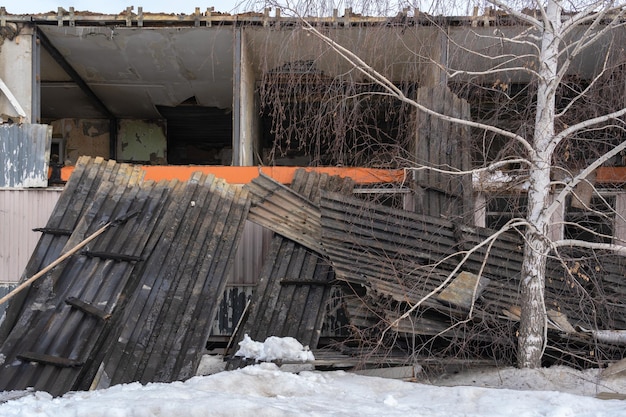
[518,0,560,368]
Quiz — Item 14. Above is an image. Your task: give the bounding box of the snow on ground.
[1,336,626,417]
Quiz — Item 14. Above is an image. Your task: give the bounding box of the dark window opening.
[158,103,232,165]
[485,194,528,230]
[259,62,415,167]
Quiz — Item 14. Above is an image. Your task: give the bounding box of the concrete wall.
[245,25,442,85]
[51,119,168,165]
[0,23,36,122]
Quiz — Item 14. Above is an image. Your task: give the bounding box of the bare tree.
[250,0,626,368]
[478,0,626,368]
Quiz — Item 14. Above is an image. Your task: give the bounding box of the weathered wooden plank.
[65,297,111,321]
[32,227,73,235]
[17,352,83,368]
[432,85,445,193]
[80,251,143,263]
[412,86,472,221]
[415,87,431,187]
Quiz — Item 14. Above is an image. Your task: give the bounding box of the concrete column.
[474,192,486,228]
[0,23,37,123]
[614,193,626,246]
[232,27,259,166]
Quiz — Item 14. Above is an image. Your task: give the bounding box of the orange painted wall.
[596,167,626,184]
[59,165,405,185]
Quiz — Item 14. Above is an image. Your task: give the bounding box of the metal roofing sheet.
[0,124,51,188]
[0,188,62,284]
[231,169,354,358]
[0,156,250,395]
[319,191,626,359]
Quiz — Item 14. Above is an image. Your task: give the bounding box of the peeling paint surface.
[0,124,51,188]
[51,119,109,164]
[118,119,166,163]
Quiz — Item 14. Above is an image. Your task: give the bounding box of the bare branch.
[546,138,626,219]
[558,11,626,81]
[406,158,531,176]
[555,220,616,241]
[551,108,626,154]
[560,0,623,36]
[555,51,612,118]
[448,61,540,80]
[486,0,543,28]
[552,239,626,255]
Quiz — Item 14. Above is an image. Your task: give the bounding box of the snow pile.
[1,363,626,417]
[235,334,315,362]
[2,336,626,416]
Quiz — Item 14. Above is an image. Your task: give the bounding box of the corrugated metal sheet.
[0,124,52,188]
[245,171,353,253]
[0,283,16,317]
[98,173,250,388]
[0,188,62,283]
[320,190,523,318]
[229,169,354,363]
[227,221,273,286]
[0,156,121,344]
[0,156,250,395]
[319,191,626,360]
[1,196,269,288]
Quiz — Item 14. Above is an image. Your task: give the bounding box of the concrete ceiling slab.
[39,25,234,120]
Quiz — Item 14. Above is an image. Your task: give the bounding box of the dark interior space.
[158,103,232,165]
